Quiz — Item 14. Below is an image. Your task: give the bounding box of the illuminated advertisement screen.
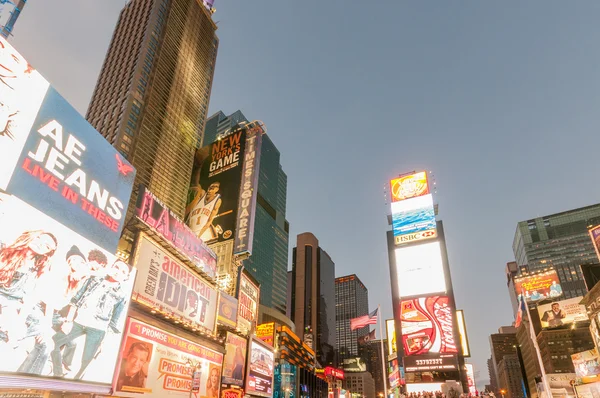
[403,355,459,372]
[186,125,263,257]
[391,194,437,245]
[0,36,135,253]
[572,349,600,383]
[590,226,600,262]
[456,310,470,357]
[388,358,400,388]
[593,316,600,352]
[246,338,274,397]
[221,332,247,386]
[343,357,367,373]
[386,319,397,354]
[256,322,275,347]
[537,297,587,329]
[514,270,563,302]
[113,318,223,397]
[400,295,458,355]
[0,192,136,384]
[390,172,429,203]
[131,235,218,333]
[135,186,217,279]
[237,271,259,334]
[217,292,238,328]
[465,364,476,394]
[395,241,446,298]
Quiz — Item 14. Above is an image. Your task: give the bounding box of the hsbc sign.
[395,229,437,245]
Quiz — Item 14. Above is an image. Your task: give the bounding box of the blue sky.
[11,0,600,388]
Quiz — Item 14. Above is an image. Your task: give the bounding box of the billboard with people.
[513,270,563,302]
[537,297,587,329]
[221,332,247,386]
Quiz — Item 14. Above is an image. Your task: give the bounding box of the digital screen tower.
[386,171,468,393]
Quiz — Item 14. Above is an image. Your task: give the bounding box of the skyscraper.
[335,274,369,362]
[86,0,218,219]
[202,110,290,314]
[513,204,600,298]
[290,232,336,366]
[363,339,389,396]
[489,327,523,398]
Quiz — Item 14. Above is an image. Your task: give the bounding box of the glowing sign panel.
[390,172,429,202]
[391,194,437,245]
[395,241,446,298]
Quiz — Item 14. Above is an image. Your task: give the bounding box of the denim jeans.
[50,322,105,379]
[18,339,49,375]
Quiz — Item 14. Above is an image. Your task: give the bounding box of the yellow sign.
[390,171,429,202]
[386,319,397,354]
[256,322,275,347]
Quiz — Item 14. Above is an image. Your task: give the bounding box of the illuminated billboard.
[237,270,259,334]
[386,319,397,354]
[113,318,223,397]
[131,234,218,333]
[135,186,217,279]
[456,310,470,357]
[246,338,275,397]
[256,322,275,347]
[514,270,563,302]
[465,364,476,394]
[186,124,263,257]
[590,226,600,262]
[403,355,459,372]
[218,292,238,328]
[572,349,600,383]
[222,332,247,386]
[537,297,587,329]
[390,172,430,202]
[0,192,136,385]
[395,241,447,298]
[343,357,367,373]
[400,295,458,356]
[0,36,135,253]
[391,194,437,245]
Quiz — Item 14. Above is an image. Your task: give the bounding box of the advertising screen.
[456,310,470,357]
[131,235,218,333]
[342,357,367,373]
[217,292,238,328]
[514,270,563,302]
[400,295,458,356]
[465,364,476,394]
[395,241,446,298]
[135,187,217,279]
[390,172,430,202]
[403,355,459,372]
[186,124,263,257]
[388,358,400,388]
[113,318,223,397]
[590,226,600,262]
[537,297,587,329]
[246,338,274,398]
[221,332,247,386]
[0,36,135,253]
[572,349,600,383]
[386,319,397,354]
[0,192,136,384]
[256,322,275,347]
[237,271,259,333]
[391,194,437,245]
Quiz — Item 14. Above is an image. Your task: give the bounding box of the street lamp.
[500,389,506,398]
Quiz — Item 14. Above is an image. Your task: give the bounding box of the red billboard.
[400,295,458,356]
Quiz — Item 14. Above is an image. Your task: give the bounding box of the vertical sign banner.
[465,364,476,394]
[0,192,137,384]
[234,125,263,255]
[590,226,600,262]
[245,338,274,398]
[386,319,397,354]
[0,36,135,253]
[114,318,223,397]
[456,310,470,357]
[186,130,246,246]
[221,332,247,386]
[237,271,259,333]
[217,292,238,328]
[132,235,218,333]
[256,322,275,347]
[135,186,217,279]
[400,295,458,356]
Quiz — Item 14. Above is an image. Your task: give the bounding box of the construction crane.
[0,0,26,39]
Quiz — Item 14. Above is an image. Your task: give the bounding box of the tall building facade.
[513,204,600,298]
[290,232,336,367]
[489,327,524,398]
[363,339,389,396]
[335,274,369,362]
[344,372,376,398]
[87,0,218,219]
[496,355,525,398]
[487,357,498,394]
[202,110,290,314]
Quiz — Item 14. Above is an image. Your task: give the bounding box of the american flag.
[358,329,376,345]
[350,308,379,331]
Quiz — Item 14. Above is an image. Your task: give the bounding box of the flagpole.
[522,293,552,398]
[378,304,388,398]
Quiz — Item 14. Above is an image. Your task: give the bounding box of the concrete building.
[363,339,389,396]
[496,355,525,398]
[487,357,498,394]
[344,372,376,398]
[87,0,218,220]
[490,327,522,398]
[290,233,336,367]
[335,274,369,362]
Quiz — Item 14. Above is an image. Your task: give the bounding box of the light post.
[186,359,202,398]
[500,389,506,398]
